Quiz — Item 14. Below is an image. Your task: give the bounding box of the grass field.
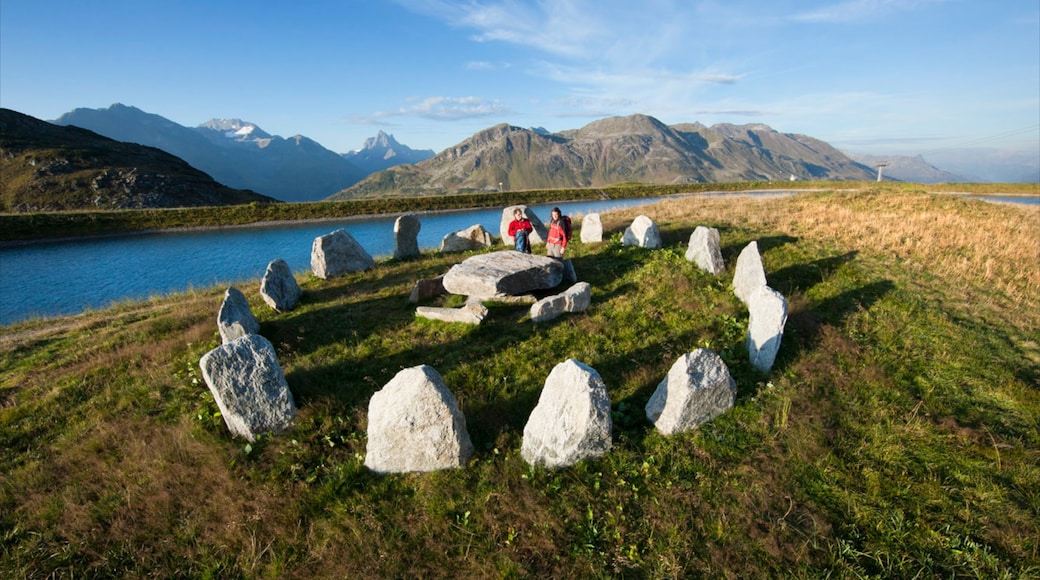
[1,185,1038,577]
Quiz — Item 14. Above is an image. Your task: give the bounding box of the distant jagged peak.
[362,130,400,150]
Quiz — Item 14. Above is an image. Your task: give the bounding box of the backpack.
[562,216,572,241]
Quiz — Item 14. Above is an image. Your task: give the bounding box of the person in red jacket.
[508,208,533,253]
[546,206,571,259]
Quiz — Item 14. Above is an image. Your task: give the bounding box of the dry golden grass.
[605,188,1040,333]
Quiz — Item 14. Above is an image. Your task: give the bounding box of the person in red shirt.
[545,207,571,259]
[508,208,533,253]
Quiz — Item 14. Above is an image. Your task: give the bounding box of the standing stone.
[521,359,612,468]
[217,287,260,344]
[260,258,302,312]
[442,251,564,298]
[580,213,603,243]
[199,334,297,442]
[686,226,725,275]
[733,241,767,305]
[645,349,736,435]
[311,229,376,279]
[393,214,421,260]
[500,205,548,247]
[364,365,474,474]
[440,224,494,252]
[622,215,662,249]
[747,285,788,373]
[562,258,577,284]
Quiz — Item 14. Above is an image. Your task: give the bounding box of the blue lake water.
[0,198,661,325]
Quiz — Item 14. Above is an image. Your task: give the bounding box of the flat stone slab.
[442,251,564,298]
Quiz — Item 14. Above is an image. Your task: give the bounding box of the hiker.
[508,208,533,253]
[545,206,572,259]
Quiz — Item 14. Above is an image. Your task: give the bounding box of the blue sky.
[2,0,1037,166]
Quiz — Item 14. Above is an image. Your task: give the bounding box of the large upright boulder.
[733,241,767,305]
[393,214,421,260]
[199,334,297,441]
[580,213,603,243]
[440,224,494,253]
[622,215,662,249]
[259,258,302,312]
[686,226,725,275]
[364,365,474,474]
[217,286,260,344]
[311,229,376,279]
[645,349,736,435]
[747,285,788,373]
[500,205,548,247]
[442,251,563,298]
[521,359,613,468]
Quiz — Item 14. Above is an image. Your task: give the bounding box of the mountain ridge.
[0,108,276,212]
[330,114,878,199]
[53,104,366,202]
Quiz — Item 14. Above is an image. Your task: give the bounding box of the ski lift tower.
[875,162,889,182]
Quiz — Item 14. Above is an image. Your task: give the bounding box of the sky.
[2,0,1038,169]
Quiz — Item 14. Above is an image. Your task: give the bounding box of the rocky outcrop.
[522,359,613,468]
[747,286,788,373]
[217,287,260,344]
[260,258,302,312]
[364,365,474,474]
[198,334,297,441]
[530,282,592,322]
[440,224,494,252]
[686,226,725,275]
[645,349,736,435]
[393,214,421,259]
[442,251,564,298]
[733,241,767,305]
[622,215,662,249]
[580,213,603,243]
[311,229,375,279]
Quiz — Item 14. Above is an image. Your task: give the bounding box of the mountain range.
[329,114,877,199]
[53,104,367,202]
[0,108,275,212]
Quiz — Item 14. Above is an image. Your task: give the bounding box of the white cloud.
[791,0,950,23]
[366,96,512,121]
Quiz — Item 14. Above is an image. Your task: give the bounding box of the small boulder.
[622,215,662,249]
[529,282,591,323]
[259,258,302,312]
[500,205,548,247]
[442,251,564,298]
[645,349,736,435]
[416,301,489,325]
[686,226,725,275]
[580,213,603,243]
[521,359,612,468]
[199,334,297,441]
[408,276,446,303]
[733,241,767,305]
[747,285,788,373]
[217,286,260,344]
[311,229,376,279]
[440,224,494,253]
[364,365,474,474]
[393,214,421,260]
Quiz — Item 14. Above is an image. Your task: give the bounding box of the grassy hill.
[1,186,1038,577]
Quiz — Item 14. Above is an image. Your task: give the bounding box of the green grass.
[1,189,1037,577]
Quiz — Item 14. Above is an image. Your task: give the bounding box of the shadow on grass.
[720,234,799,264]
[769,251,859,296]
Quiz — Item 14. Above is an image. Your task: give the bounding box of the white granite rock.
[645,349,736,435]
[521,359,612,468]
